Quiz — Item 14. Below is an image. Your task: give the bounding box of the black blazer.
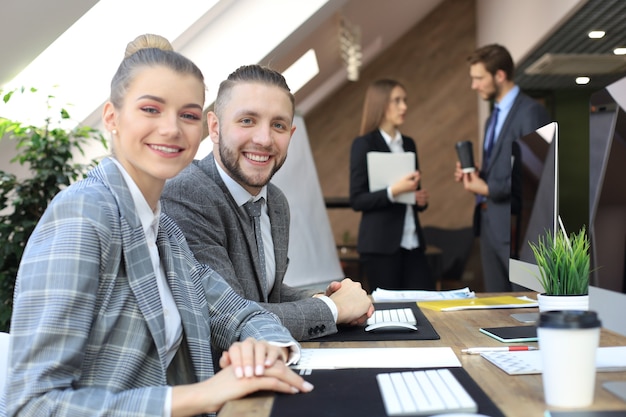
[349,129,427,255]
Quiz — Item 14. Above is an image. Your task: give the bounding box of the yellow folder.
[417,295,538,312]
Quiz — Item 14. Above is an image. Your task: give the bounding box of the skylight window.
[2,0,218,125]
[282,49,320,94]
[1,0,330,130]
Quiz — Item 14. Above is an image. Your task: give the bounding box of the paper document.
[371,287,475,302]
[418,295,538,312]
[481,346,626,375]
[367,152,416,205]
[292,347,461,370]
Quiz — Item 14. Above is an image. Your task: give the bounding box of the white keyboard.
[367,308,417,326]
[376,369,478,416]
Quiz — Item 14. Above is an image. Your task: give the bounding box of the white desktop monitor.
[509,121,558,293]
[588,75,626,337]
[589,78,626,294]
[588,73,626,398]
[508,77,626,339]
[509,259,544,293]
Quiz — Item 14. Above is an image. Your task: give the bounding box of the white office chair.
[0,332,10,396]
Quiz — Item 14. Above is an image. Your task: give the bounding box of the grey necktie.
[244,198,267,286]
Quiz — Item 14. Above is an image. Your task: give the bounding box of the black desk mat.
[313,302,440,342]
[270,367,505,417]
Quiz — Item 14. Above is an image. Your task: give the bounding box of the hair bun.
[124,34,174,59]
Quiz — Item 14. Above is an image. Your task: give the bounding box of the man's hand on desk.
[325,278,375,326]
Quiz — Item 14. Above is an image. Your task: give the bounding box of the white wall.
[476,0,585,62]
[474,0,586,132]
[270,116,345,287]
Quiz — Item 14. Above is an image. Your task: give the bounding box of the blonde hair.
[109,33,204,108]
[124,33,174,58]
[359,79,405,135]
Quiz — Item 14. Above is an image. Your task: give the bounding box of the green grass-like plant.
[0,87,107,331]
[528,225,590,295]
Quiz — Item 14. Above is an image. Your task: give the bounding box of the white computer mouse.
[364,321,418,332]
[430,413,489,417]
[430,414,490,417]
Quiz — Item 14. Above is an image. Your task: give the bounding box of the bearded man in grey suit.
[454,44,551,292]
[162,65,373,341]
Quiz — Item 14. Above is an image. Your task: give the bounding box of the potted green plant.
[528,223,590,312]
[0,87,107,331]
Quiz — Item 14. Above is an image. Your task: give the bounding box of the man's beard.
[486,80,500,102]
[218,133,287,190]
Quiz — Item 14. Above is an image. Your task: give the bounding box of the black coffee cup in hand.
[455,141,475,173]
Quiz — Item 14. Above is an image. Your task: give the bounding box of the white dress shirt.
[215,159,339,321]
[111,158,182,417]
[379,128,420,249]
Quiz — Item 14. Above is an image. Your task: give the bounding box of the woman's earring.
[111,129,117,135]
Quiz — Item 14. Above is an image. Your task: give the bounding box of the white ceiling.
[0,0,443,120]
[0,0,99,86]
[257,0,444,114]
[2,0,625,123]
[514,0,626,91]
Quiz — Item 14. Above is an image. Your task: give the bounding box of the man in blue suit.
[455,44,551,292]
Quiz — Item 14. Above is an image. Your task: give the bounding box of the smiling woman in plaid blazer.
[4,34,312,417]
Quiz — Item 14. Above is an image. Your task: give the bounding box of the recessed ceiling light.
[576,76,590,85]
[588,30,606,39]
[614,47,626,55]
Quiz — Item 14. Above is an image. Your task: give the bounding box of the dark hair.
[109,34,205,108]
[467,44,514,80]
[359,79,406,135]
[214,64,294,119]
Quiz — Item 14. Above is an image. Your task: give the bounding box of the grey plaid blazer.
[162,153,337,341]
[5,157,296,417]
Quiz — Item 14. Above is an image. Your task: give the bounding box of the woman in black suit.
[349,79,434,291]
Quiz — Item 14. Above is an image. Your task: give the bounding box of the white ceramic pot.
[536,293,589,313]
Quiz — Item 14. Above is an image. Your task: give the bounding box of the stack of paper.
[292,347,461,370]
[367,152,416,205]
[371,287,475,302]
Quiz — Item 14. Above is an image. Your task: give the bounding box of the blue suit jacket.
[349,129,427,255]
[477,91,552,246]
[6,157,297,417]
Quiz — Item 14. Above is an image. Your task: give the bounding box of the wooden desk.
[219,292,626,417]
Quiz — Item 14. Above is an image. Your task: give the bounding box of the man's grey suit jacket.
[162,153,338,341]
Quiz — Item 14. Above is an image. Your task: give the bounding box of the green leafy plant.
[528,225,590,295]
[0,87,108,331]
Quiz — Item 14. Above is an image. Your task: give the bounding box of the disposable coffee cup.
[455,141,475,173]
[538,310,601,408]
